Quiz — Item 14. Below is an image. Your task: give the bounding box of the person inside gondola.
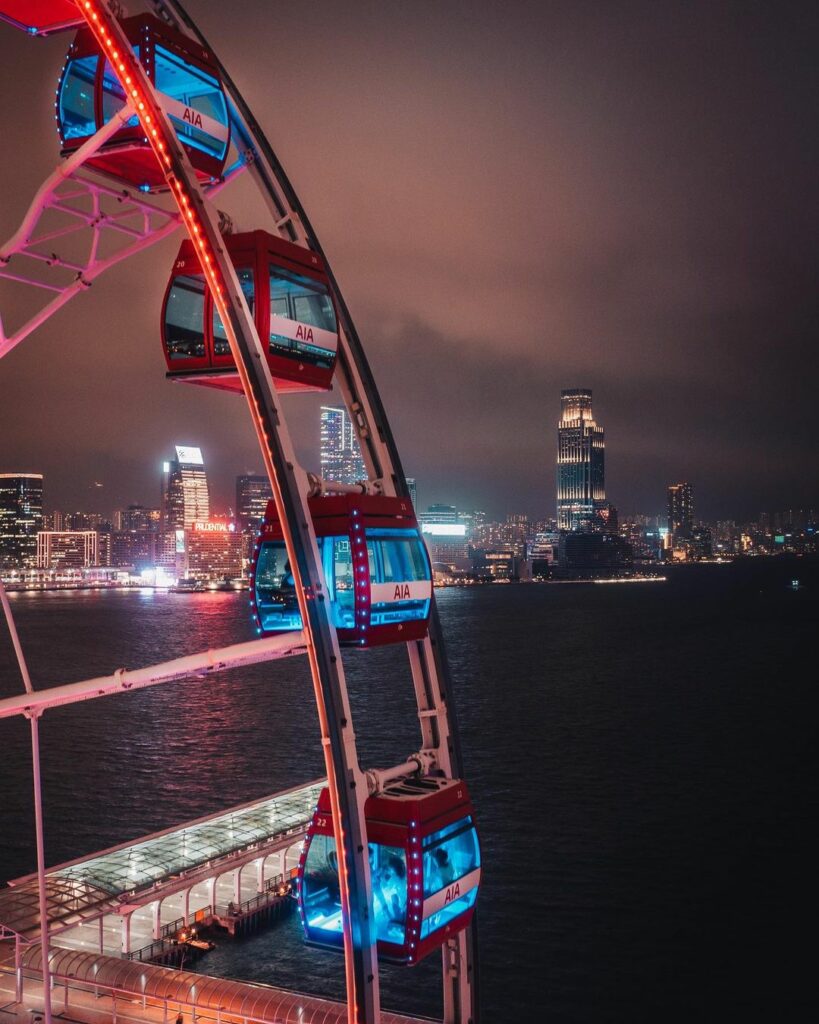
[278,560,297,609]
[430,847,456,890]
[280,559,295,591]
[372,851,407,940]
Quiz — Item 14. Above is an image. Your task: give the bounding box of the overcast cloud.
[0,1,815,520]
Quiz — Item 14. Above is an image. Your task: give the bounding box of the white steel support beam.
[0,632,307,721]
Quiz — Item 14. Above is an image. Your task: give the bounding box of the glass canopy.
[0,781,323,939]
[53,782,324,895]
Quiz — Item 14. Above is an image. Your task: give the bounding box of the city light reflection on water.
[0,558,815,1021]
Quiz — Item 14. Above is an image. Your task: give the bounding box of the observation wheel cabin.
[56,13,229,190]
[298,778,481,965]
[162,230,338,393]
[251,494,433,647]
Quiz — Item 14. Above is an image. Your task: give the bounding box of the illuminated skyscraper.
[0,473,43,569]
[320,406,366,485]
[556,389,605,531]
[406,477,418,510]
[161,446,210,531]
[236,474,272,532]
[667,482,694,540]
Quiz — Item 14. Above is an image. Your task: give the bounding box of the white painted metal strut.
[0,631,307,721]
[0,582,53,1024]
[0,109,244,358]
[0,105,180,356]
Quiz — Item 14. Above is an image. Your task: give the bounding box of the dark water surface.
[1,559,815,1022]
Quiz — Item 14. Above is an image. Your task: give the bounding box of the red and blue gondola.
[298,777,481,965]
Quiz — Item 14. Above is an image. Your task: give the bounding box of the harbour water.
[0,557,814,1022]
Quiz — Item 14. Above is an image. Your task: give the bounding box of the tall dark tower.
[667,482,694,540]
[0,473,43,569]
[556,389,605,531]
[236,474,273,533]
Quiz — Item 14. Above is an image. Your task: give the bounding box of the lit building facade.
[320,406,366,485]
[37,531,98,570]
[667,482,694,540]
[419,504,459,527]
[113,505,160,532]
[421,522,470,570]
[110,531,158,571]
[61,512,107,532]
[556,389,605,531]
[0,473,44,569]
[162,445,210,531]
[182,520,243,581]
[236,474,273,533]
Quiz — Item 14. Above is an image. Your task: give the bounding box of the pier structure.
[0,782,319,961]
[0,780,429,1024]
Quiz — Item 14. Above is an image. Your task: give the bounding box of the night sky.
[0,1,815,521]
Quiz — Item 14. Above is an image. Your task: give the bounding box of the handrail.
[216,873,291,919]
[159,916,185,939]
[124,937,172,963]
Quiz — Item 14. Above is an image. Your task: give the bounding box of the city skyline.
[1,449,814,532]
[0,2,815,522]
[2,392,813,527]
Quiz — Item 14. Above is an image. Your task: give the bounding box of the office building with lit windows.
[37,531,98,570]
[182,520,243,581]
[667,482,694,540]
[0,473,43,569]
[320,406,366,485]
[161,445,210,531]
[236,474,272,533]
[556,389,605,531]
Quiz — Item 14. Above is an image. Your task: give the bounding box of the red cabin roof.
[178,229,326,275]
[314,777,473,834]
[0,1,82,35]
[260,493,419,538]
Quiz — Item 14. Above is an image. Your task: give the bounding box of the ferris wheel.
[0,4,480,1023]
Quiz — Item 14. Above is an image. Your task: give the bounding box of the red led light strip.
[75,6,366,1021]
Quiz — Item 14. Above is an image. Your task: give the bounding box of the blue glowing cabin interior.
[56,14,229,189]
[251,494,432,646]
[298,778,481,965]
[162,230,338,393]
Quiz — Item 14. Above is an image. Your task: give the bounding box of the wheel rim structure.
[0,3,479,1022]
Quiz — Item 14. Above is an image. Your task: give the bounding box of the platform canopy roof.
[0,780,323,940]
[23,945,424,1024]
